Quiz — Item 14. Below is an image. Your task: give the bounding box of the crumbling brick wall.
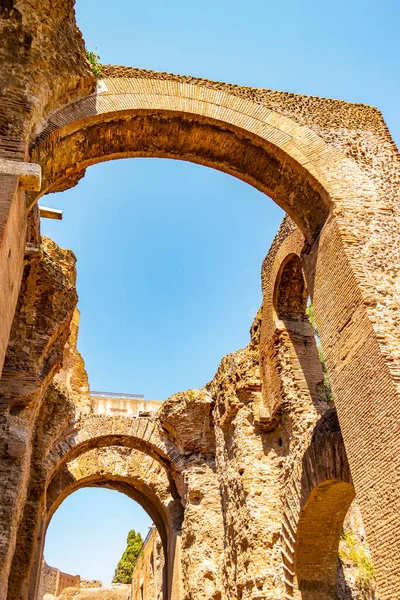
[37,560,80,600]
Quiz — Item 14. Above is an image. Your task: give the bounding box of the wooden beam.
[39,206,63,220]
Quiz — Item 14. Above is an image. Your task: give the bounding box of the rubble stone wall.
[37,561,80,600]
[0,229,381,600]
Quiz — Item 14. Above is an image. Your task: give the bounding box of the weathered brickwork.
[0,1,400,599]
[0,229,381,600]
[38,561,80,600]
[132,527,164,600]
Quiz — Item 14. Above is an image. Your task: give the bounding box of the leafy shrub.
[339,530,376,593]
[86,49,102,78]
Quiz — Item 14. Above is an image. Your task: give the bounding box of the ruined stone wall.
[0,0,94,161]
[37,560,80,600]
[38,562,58,600]
[0,236,80,597]
[57,585,131,600]
[131,527,164,600]
[0,227,382,600]
[1,4,399,592]
[90,397,163,418]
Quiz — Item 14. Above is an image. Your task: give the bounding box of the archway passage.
[259,221,326,422]
[8,441,184,600]
[42,446,184,600]
[41,487,155,599]
[296,480,355,599]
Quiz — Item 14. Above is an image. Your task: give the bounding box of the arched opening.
[41,444,184,600]
[272,252,325,410]
[290,409,379,600]
[295,485,379,600]
[40,487,158,599]
[274,254,308,322]
[14,441,184,600]
[295,479,355,599]
[259,231,327,424]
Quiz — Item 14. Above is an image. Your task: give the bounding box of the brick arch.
[46,446,184,550]
[259,218,326,424]
[30,70,374,241]
[33,447,184,600]
[45,413,187,480]
[281,409,355,599]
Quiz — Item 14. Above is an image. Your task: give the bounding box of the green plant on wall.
[306,302,333,404]
[86,48,102,78]
[112,529,143,584]
[339,530,377,595]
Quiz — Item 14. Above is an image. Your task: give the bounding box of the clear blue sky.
[43,0,400,585]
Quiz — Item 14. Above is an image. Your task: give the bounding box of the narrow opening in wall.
[305,297,333,404]
[337,500,379,599]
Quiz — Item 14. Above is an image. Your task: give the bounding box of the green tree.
[306,302,333,404]
[112,529,143,584]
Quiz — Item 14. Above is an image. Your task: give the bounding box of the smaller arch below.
[39,446,185,600]
[295,480,355,599]
[46,446,184,550]
[45,413,187,482]
[287,409,356,600]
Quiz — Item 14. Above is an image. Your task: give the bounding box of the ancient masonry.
[0,1,400,600]
[38,561,103,599]
[131,527,165,600]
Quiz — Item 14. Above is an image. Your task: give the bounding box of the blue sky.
[43,0,400,585]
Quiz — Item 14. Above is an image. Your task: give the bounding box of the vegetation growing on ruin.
[86,49,102,77]
[339,530,377,595]
[112,529,143,584]
[306,302,333,404]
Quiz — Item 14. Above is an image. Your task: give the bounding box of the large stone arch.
[30,69,377,243]
[46,446,183,547]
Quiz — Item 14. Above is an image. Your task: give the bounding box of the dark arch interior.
[274,254,308,321]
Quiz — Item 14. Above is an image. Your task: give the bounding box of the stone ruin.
[131,527,164,600]
[38,560,103,600]
[0,1,400,599]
